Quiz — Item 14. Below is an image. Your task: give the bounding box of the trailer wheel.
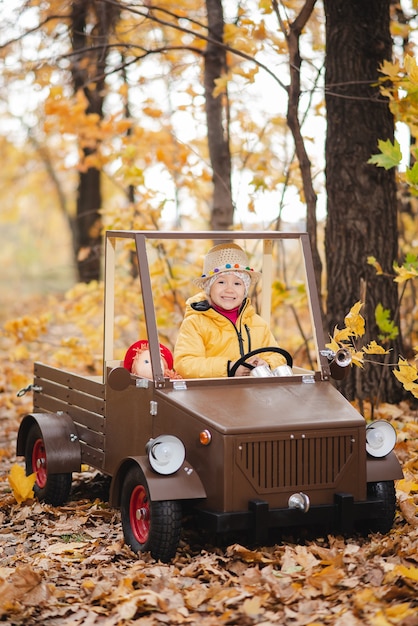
[365,480,397,535]
[24,423,72,506]
[120,465,182,562]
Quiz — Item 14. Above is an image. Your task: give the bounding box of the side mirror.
[321,348,352,380]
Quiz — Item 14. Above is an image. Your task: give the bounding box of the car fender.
[16,412,81,474]
[109,455,207,507]
[366,451,403,483]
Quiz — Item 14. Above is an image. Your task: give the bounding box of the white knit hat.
[193,243,261,290]
[203,270,251,296]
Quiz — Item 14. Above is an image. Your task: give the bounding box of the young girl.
[174,243,287,378]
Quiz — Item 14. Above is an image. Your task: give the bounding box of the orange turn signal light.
[199,429,212,445]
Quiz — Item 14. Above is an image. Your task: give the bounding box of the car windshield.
[106,232,321,381]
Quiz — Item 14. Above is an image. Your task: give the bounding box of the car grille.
[236,432,356,492]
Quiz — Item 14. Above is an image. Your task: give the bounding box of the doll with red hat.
[124,340,181,380]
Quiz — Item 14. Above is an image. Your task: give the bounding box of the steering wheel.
[228,347,293,378]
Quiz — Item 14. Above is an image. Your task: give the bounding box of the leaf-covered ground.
[0,304,418,625]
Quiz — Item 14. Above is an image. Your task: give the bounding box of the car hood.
[158,378,365,435]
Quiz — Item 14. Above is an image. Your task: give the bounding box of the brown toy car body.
[16,231,403,561]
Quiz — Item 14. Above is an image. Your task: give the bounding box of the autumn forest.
[0,1,417,624]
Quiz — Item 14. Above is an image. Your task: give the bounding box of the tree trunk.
[280,0,322,298]
[70,0,117,282]
[324,0,404,404]
[204,0,234,231]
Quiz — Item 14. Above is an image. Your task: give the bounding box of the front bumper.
[196,492,386,542]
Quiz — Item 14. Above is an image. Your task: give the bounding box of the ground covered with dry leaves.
[0,328,417,625]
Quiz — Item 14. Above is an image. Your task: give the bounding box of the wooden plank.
[75,424,105,450]
[34,378,105,416]
[80,442,105,469]
[34,396,105,433]
[34,363,105,397]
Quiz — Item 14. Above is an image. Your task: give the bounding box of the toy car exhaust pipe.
[288,492,310,512]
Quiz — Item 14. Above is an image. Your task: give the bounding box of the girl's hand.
[232,356,269,377]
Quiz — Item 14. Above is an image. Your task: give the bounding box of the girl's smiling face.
[209,273,246,310]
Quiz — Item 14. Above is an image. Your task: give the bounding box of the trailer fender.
[16,413,81,474]
[366,451,403,483]
[109,456,206,507]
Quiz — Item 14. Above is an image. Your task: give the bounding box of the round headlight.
[366,421,397,458]
[146,435,185,474]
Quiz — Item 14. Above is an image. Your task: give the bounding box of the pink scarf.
[212,303,240,324]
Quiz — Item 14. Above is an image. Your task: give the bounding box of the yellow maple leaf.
[393,564,418,582]
[404,54,418,85]
[326,337,341,353]
[363,341,389,354]
[393,358,418,385]
[379,59,401,79]
[332,326,353,342]
[351,350,365,367]
[393,264,418,283]
[344,302,365,337]
[213,74,229,98]
[8,464,36,504]
[396,478,418,494]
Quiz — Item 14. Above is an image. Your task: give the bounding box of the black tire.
[24,423,72,506]
[120,464,182,562]
[364,480,397,535]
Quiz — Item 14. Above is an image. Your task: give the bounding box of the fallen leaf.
[242,594,264,617]
[8,463,35,504]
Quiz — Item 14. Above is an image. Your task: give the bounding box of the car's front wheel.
[120,464,182,562]
[24,423,72,506]
[364,480,397,534]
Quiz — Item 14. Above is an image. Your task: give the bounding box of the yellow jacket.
[174,293,286,378]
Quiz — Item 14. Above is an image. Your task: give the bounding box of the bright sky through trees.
[0,0,326,228]
[0,0,416,293]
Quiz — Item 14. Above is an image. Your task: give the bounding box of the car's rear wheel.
[24,423,72,506]
[364,480,397,534]
[120,464,182,562]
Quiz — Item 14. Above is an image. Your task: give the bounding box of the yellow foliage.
[363,341,389,355]
[351,350,365,368]
[327,302,391,371]
[404,54,418,85]
[332,326,353,343]
[393,358,418,398]
[232,66,259,83]
[8,464,36,504]
[367,256,384,275]
[379,59,402,81]
[9,344,30,361]
[143,107,164,119]
[392,564,418,582]
[393,264,418,283]
[344,302,365,337]
[3,314,50,343]
[213,75,229,98]
[259,0,273,14]
[326,337,340,353]
[396,478,418,494]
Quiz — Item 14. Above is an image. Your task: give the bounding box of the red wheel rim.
[129,485,150,544]
[32,438,47,489]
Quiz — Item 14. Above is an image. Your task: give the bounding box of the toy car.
[16,230,403,562]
